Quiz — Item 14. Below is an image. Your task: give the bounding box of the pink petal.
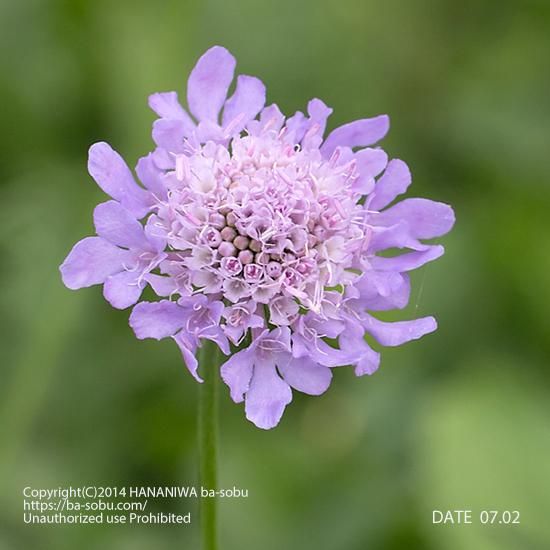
[307,98,332,138]
[143,273,180,297]
[285,111,307,144]
[103,270,143,309]
[353,148,388,193]
[353,345,380,376]
[196,120,226,143]
[152,119,187,153]
[93,200,146,249]
[60,236,129,289]
[135,154,167,199]
[354,271,411,311]
[204,331,231,355]
[87,142,151,217]
[321,115,390,157]
[371,198,455,240]
[222,75,266,132]
[363,314,437,347]
[369,159,411,210]
[187,46,236,123]
[278,357,332,395]
[339,324,380,376]
[143,215,167,253]
[370,245,444,272]
[368,222,428,253]
[220,349,254,403]
[257,103,285,133]
[174,333,201,382]
[148,91,195,132]
[129,300,187,340]
[357,147,388,175]
[245,359,292,430]
[151,147,175,170]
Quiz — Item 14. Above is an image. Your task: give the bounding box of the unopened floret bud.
[221,226,237,241]
[234,235,250,250]
[219,242,237,257]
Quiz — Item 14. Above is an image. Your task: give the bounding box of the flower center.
[160,132,367,307]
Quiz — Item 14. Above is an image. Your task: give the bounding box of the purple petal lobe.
[285,111,307,144]
[144,215,168,253]
[371,198,455,239]
[200,326,231,356]
[151,147,174,170]
[144,273,180,297]
[60,236,128,289]
[152,119,186,153]
[196,120,226,143]
[148,92,195,131]
[355,148,388,178]
[93,200,146,249]
[220,349,254,403]
[87,142,151,217]
[321,115,390,157]
[278,357,332,395]
[339,323,380,376]
[363,314,437,346]
[369,159,411,210]
[222,75,266,131]
[370,245,444,272]
[352,148,388,194]
[187,46,236,122]
[353,345,380,376]
[369,223,427,253]
[174,333,201,382]
[354,271,411,310]
[135,154,167,199]
[103,270,143,309]
[257,103,285,133]
[245,359,292,430]
[129,300,187,340]
[307,98,333,138]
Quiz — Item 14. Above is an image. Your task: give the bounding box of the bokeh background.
[1,0,549,548]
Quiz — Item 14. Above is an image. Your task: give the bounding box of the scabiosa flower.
[60,46,454,429]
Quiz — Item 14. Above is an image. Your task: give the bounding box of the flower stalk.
[198,340,221,550]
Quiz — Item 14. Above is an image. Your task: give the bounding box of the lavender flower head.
[60,46,454,429]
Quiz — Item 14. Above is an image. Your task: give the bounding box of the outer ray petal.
[278,357,332,395]
[129,300,188,340]
[362,314,437,347]
[88,142,152,217]
[371,198,456,239]
[93,200,146,250]
[222,75,266,132]
[369,159,411,210]
[148,91,195,134]
[103,270,143,309]
[187,46,236,123]
[220,348,255,403]
[245,358,292,430]
[60,236,129,289]
[370,245,445,272]
[321,115,390,157]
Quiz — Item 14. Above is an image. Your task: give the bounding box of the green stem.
[198,340,221,550]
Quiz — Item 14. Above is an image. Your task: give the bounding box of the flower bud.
[238,250,254,265]
[234,235,250,250]
[218,241,237,257]
[221,226,237,241]
[266,261,282,278]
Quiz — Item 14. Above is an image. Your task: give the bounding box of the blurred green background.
[1,0,549,549]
